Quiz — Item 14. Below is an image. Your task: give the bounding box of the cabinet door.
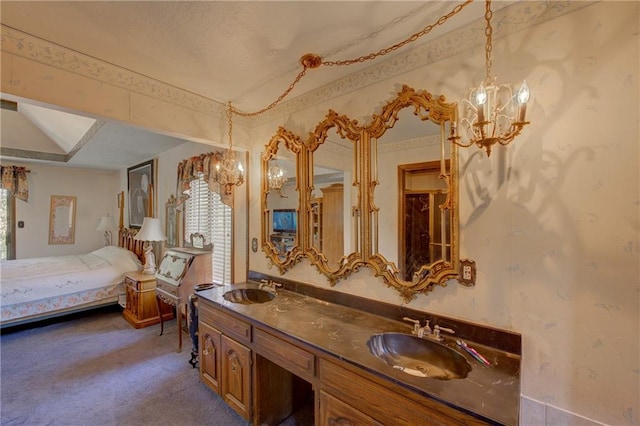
[125,278,138,316]
[319,390,381,426]
[199,322,222,395]
[221,335,252,421]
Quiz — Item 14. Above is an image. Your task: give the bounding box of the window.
[183,174,232,284]
[0,188,15,260]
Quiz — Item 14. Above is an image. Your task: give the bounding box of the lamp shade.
[96,215,116,232]
[134,217,166,242]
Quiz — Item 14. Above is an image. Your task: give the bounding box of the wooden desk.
[155,249,212,352]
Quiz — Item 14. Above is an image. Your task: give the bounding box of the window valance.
[1,165,29,202]
[176,151,232,207]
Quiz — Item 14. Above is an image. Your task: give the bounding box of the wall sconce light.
[456,0,530,156]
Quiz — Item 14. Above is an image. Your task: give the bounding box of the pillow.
[91,246,142,270]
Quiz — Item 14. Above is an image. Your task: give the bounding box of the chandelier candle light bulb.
[517,80,530,122]
[474,82,487,123]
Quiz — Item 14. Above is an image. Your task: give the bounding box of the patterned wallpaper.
[1,1,637,425]
[257,3,639,424]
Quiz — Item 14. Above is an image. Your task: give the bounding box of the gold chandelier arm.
[449,135,475,148]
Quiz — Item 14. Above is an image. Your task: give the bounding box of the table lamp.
[96,214,116,246]
[134,217,166,274]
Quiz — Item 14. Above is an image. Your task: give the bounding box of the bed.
[0,195,149,330]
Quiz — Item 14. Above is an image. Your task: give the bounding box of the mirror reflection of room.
[266,155,298,258]
[398,160,451,281]
[310,126,357,270]
[373,108,450,281]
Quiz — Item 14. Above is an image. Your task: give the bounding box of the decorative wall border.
[378,134,441,154]
[255,0,593,125]
[1,1,591,128]
[1,24,229,122]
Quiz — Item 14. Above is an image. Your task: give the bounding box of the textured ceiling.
[1,1,495,111]
[0,1,504,169]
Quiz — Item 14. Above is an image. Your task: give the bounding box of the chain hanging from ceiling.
[232,0,474,119]
[219,0,475,194]
[455,0,530,156]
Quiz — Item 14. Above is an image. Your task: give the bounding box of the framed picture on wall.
[49,195,76,244]
[127,160,154,228]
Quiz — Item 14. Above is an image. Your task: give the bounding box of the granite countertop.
[196,282,520,425]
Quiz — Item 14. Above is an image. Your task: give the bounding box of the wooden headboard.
[118,228,145,263]
[116,190,146,263]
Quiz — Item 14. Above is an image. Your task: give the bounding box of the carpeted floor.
[0,307,312,426]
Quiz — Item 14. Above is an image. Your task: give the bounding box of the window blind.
[184,175,232,284]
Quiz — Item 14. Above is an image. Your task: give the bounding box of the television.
[273,209,297,234]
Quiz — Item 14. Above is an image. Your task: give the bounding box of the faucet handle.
[433,325,455,341]
[260,280,282,294]
[402,317,421,334]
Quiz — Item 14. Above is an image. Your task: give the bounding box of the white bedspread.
[1,246,142,324]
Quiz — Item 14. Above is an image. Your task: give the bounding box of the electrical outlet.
[459,259,476,286]
[463,265,472,280]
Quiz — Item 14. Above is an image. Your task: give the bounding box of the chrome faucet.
[403,317,454,341]
[259,279,282,294]
[403,317,431,338]
[432,325,455,341]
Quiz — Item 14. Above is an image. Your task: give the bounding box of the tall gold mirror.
[305,111,363,284]
[261,127,304,273]
[365,85,459,300]
[260,85,466,300]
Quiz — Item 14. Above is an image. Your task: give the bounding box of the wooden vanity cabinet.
[319,390,382,426]
[198,296,492,426]
[318,359,489,426]
[199,301,252,421]
[199,321,222,394]
[221,334,252,419]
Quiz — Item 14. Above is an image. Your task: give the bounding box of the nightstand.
[123,271,173,328]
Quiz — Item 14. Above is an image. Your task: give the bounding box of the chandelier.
[215,102,244,195]
[456,0,530,156]
[268,163,288,197]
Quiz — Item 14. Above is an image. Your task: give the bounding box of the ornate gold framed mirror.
[364,85,459,301]
[260,85,468,300]
[261,127,305,273]
[305,110,364,284]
